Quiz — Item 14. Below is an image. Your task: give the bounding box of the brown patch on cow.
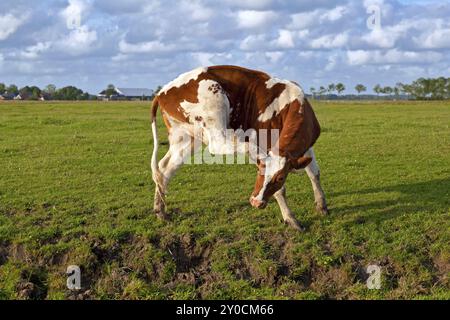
[289,155,313,170]
[156,72,207,123]
[278,99,321,158]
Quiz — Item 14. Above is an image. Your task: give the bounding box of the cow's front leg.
[304,148,329,215]
[273,186,304,231]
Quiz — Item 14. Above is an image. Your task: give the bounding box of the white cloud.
[288,12,318,29]
[363,0,385,9]
[60,0,90,28]
[266,51,284,63]
[58,26,97,55]
[414,28,450,49]
[55,0,97,55]
[321,6,347,21]
[237,10,277,29]
[181,1,214,21]
[288,6,347,30]
[224,0,274,10]
[298,51,314,59]
[325,53,339,71]
[361,18,448,49]
[274,30,295,48]
[239,34,267,51]
[311,33,348,49]
[111,53,128,62]
[0,13,28,40]
[192,52,214,66]
[347,49,443,65]
[20,42,52,59]
[363,29,395,48]
[362,22,410,48]
[119,39,175,54]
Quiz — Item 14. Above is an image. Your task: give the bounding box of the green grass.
[0,100,449,300]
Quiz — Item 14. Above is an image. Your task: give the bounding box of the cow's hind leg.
[153,151,171,219]
[304,148,329,215]
[274,186,304,231]
[154,132,198,219]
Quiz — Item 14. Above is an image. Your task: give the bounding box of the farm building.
[97,87,154,101]
[0,92,17,100]
[14,93,30,100]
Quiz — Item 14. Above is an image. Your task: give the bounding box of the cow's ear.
[290,156,312,169]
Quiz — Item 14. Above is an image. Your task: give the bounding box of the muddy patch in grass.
[17,267,48,300]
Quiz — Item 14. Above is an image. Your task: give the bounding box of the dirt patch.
[310,266,353,299]
[17,268,48,300]
[0,242,9,265]
[433,254,449,286]
[167,234,211,273]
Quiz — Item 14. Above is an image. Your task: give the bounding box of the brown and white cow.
[151,65,328,231]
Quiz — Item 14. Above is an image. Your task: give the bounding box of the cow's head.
[249,151,312,208]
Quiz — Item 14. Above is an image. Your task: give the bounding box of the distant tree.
[7,84,19,95]
[383,86,393,96]
[19,86,34,99]
[393,82,403,97]
[445,78,450,99]
[30,86,42,100]
[318,86,327,98]
[310,87,316,99]
[78,92,90,100]
[403,77,450,100]
[327,83,336,94]
[433,77,448,100]
[54,86,84,100]
[104,84,117,98]
[44,84,56,95]
[400,83,413,97]
[0,83,5,94]
[373,84,382,96]
[335,83,345,95]
[355,84,366,95]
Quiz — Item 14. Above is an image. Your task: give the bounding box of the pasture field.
[0,100,449,300]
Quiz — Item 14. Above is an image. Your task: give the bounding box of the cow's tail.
[151,96,165,200]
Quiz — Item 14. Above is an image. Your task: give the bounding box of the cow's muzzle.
[250,197,267,209]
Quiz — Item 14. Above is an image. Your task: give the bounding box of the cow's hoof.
[284,218,305,232]
[315,204,329,215]
[155,210,170,221]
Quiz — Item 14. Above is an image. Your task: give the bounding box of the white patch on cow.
[178,79,239,154]
[258,78,305,122]
[160,67,207,95]
[254,151,286,201]
[179,79,230,126]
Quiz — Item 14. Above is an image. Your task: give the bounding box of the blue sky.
[0,0,449,94]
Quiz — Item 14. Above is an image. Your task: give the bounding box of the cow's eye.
[276,175,285,182]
